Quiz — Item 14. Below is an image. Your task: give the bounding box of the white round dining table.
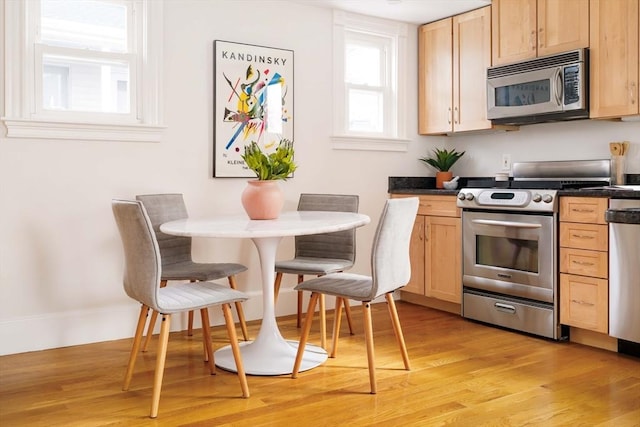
[160,210,370,376]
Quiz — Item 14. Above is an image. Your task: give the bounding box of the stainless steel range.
[456,160,610,340]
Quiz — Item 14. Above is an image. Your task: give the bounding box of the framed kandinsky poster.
[213,40,294,177]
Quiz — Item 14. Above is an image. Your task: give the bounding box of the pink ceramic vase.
[241,180,284,220]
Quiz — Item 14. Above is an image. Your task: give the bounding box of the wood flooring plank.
[1,302,639,426]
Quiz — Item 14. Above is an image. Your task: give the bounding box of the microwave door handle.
[554,68,563,107]
[471,219,542,229]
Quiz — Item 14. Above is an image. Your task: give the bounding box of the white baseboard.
[0,288,390,356]
[0,289,267,356]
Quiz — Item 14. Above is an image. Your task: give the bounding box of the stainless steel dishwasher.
[606,198,640,352]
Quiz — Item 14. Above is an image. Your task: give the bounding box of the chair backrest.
[370,197,419,299]
[136,194,191,266]
[295,194,359,261]
[112,199,162,311]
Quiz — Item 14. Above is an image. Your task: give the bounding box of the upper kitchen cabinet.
[492,0,590,65]
[418,6,492,135]
[589,0,640,119]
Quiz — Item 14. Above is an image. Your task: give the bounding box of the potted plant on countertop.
[419,148,465,189]
[240,138,297,220]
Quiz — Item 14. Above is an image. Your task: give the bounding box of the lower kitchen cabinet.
[392,194,462,312]
[559,196,611,337]
[560,273,608,333]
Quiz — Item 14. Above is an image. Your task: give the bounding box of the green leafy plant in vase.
[241,138,297,180]
[240,139,297,219]
[419,148,465,189]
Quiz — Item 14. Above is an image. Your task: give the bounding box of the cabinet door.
[537,0,590,56]
[560,197,609,224]
[425,216,462,303]
[560,247,608,279]
[590,0,640,118]
[560,273,608,333]
[417,194,461,217]
[404,216,426,295]
[492,0,537,65]
[560,223,609,251]
[454,6,492,132]
[418,19,453,134]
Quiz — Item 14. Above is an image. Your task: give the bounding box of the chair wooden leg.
[200,308,215,375]
[292,292,319,378]
[187,311,194,336]
[124,305,149,391]
[319,294,327,350]
[228,275,249,341]
[150,314,171,418]
[363,301,377,394]
[222,303,250,398]
[344,300,355,335]
[202,336,209,363]
[296,275,304,328]
[187,280,196,336]
[142,280,167,351]
[386,293,410,370]
[330,297,344,358]
[273,272,283,303]
[141,309,158,352]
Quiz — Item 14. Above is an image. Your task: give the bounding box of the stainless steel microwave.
[487,49,588,125]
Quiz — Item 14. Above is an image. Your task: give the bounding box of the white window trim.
[332,10,408,152]
[2,0,165,142]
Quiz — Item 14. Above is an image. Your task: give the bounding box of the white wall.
[447,119,640,177]
[0,0,638,356]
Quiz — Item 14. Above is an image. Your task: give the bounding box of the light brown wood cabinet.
[589,0,640,119]
[559,197,609,333]
[418,6,492,134]
[393,195,462,306]
[491,0,590,65]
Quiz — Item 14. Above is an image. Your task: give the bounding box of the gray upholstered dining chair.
[136,194,249,349]
[112,199,249,418]
[291,197,419,394]
[273,193,359,349]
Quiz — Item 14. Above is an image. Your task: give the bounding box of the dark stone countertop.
[557,188,640,199]
[606,208,640,224]
[388,176,470,196]
[389,175,640,199]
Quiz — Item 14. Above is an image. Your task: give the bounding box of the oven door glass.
[476,234,538,273]
[462,211,556,303]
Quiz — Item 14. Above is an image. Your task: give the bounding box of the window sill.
[331,135,409,152]
[2,118,166,142]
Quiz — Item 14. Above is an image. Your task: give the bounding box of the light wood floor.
[1,301,639,426]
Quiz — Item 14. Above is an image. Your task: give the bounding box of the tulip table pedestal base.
[214,339,327,376]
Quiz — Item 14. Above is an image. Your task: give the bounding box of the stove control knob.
[542,194,553,203]
[457,192,466,201]
[465,193,475,201]
[532,193,542,203]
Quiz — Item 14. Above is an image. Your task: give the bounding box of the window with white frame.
[2,0,164,142]
[332,11,408,151]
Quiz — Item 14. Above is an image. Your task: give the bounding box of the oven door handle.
[471,219,542,229]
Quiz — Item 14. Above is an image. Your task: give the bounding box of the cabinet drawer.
[560,248,608,279]
[417,195,460,217]
[560,273,608,333]
[559,222,608,251]
[560,197,608,224]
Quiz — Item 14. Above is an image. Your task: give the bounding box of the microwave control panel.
[563,65,580,105]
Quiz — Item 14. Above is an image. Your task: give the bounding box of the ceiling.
[286,0,492,24]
